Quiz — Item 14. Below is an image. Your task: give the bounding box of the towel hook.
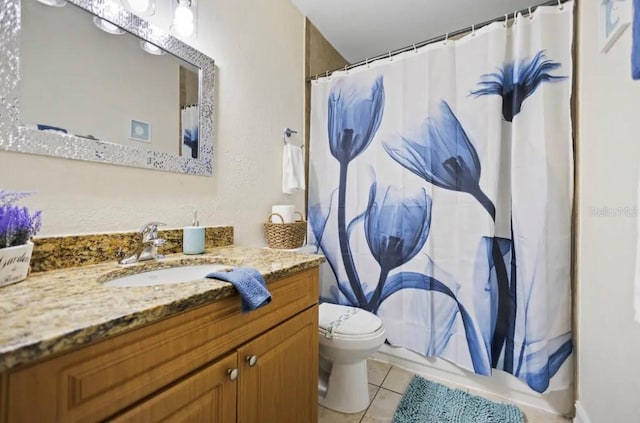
[283,128,303,149]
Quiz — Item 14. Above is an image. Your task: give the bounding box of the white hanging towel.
[282,143,305,194]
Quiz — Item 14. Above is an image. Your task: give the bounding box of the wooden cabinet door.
[237,306,318,423]
[109,352,238,423]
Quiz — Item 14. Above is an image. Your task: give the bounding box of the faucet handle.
[140,222,166,242]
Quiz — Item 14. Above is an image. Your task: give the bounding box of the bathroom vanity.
[0,246,322,422]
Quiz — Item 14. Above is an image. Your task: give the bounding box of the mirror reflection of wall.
[19,0,200,157]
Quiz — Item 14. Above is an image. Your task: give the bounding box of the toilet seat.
[319,303,383,340]
[318,325,385,341]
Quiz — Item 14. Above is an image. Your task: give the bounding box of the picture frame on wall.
[129,119,151,143]
[600,0,633,53]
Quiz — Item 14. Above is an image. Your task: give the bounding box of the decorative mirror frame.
[0,0,215,176]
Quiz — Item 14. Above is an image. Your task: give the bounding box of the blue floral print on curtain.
[470,51,567,122]
[384,100,516,370]
[383,101,494,218]
[469,49,570,375]
[364,183,432,311]
[314,78,494,375]
[327,76,385,308]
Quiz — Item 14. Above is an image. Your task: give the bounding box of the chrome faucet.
[119,222,167,265]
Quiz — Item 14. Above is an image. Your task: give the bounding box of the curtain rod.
[308,0,571,82]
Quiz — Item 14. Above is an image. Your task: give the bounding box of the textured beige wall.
[576,1,640,421]
[0,0,305,247]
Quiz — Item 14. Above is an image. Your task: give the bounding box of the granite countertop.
[0,246,324,373]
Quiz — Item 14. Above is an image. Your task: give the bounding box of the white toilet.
[318,302,386,414]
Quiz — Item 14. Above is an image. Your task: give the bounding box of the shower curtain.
[308,3,574,393]
[181,105,199,159]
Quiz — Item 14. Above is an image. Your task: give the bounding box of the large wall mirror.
[0,0,215,176]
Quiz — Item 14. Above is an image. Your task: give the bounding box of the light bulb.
[127,0,150,13]
[140,41,165,56]
[93,17,125,35]
[35,0,67,7]
[171,0,196,37]
[174,5,193,25]
[102,21,118,31]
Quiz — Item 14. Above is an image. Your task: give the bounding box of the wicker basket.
[264,212,306,249]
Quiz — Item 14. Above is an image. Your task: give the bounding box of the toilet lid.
[319,303,383,337]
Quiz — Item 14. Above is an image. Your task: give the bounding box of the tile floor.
[318,359,572,423]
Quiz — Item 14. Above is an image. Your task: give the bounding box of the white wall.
[0,0,305,245]
[576,1,640,422]
[20,0,180,155]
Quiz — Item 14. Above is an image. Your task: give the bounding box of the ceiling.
[291,0,554,63]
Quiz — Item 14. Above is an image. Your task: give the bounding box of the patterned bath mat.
[392,375,525,423]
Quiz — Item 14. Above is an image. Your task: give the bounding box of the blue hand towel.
[634,0,640,79]
[206,267,271,312]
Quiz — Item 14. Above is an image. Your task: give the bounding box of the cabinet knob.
[227,368,239,381]
[245,355,258,367]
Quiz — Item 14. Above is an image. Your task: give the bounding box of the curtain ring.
[528,6,534,20]
[326,70,330,80]
[558,0,564,10]
[444,33,449,45]
[388,51,393,61]
[513,10,518,24]
[471,25,476,36]
[366,57,369,68]
[504,13,508,27]
[344,64,348,74]
[413,43,418,53]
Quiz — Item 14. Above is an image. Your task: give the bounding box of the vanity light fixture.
[121,0,155,17]
[35,0,67,6]
[140,41,166,56]
[92,17,126,35]
[171,0,196,37]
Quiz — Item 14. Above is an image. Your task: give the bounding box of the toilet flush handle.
[245,355,258,367]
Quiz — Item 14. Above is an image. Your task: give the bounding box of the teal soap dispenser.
[183,211,205,255]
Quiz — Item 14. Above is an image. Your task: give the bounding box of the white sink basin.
[103,264,233,287]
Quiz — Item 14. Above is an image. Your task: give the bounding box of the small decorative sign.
[600,0,632,53]
[0,242,33,287]
[129,119,151,143]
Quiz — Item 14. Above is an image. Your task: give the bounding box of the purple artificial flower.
[0,190,42,248]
